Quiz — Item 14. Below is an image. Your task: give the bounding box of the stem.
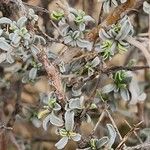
[105,109,124,142]
[103,65,150,74]
[148,14,150,52]
[126,36,150,66]
[93,110,105,133]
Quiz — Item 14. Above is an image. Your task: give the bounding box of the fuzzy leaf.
[79,23,85,31]
[32,118,42,128]
[50,111,63,127]
[84,15,95,23]
[29,67,37,80]
[96,137,109,149]
[91,56,100,67]
[0,17,12,24]
[42,114,51,130]
[102,84,115,93]
[55,137,69,149]
[64,35,72,44]
[65,110,74,131]
[72,87,82,97]
[143,1,150,14]
[53,103,61,111]
[0,40,12,51]
[107,124,116,148]
[10,33,21,46]
[6,53,14,63]
[17,16,27,28]
[71,133,81,141]
[77,39,92,51]
[120,88,130,101]
[138,92,147,102]
[69,98,83,109]
[0,53,6,63]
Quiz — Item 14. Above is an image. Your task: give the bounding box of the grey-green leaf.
[76,39,92,51]
[102,84,115,93]
[0,53,6,63]
[50,111,63,127]
[29,67,37,80]
[17,16,27,28]
[69,98,82,109]
[65,110,74,131]
[55,137,69,149]
[143,1,150,14]
[71,133,81,141]
[0,40,12,51]
[96,136,109,149]
[32,118,42,128]
[43,114,51,130]
[120,88,130,101]
[0,17,12,24]
[91,56,100,67]
[6,53,14,64]
[107,124,116,148]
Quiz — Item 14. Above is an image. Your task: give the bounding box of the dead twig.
[124,120,143,144]
[105,109,124,143]
[116,121,143,150]
[93,109,106,134]
[102,65,150,74]
[127,142,150,150]
[37,50,65,104]
[126,36,150,66]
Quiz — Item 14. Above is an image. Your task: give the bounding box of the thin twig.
[127,142,150,150]
[124,120,143,144]
[148,14,150,52]
[126,36,150,66]
[105,109,124,142]
[116,121,143,150]
[93,110,105,133]
[97,1,103,24]
[102,65,150,74]
[80,73,102,119]
[9,132,22,150]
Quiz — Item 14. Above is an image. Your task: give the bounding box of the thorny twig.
[124,120,143,144]
[116,121,144,149]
